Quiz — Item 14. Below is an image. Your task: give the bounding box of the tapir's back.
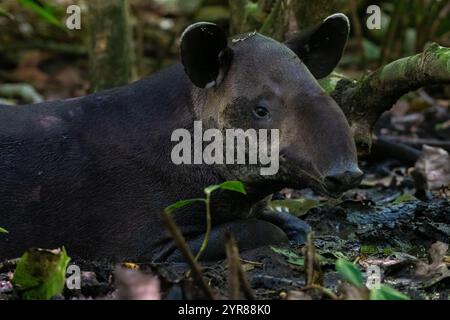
[0,63,204,261]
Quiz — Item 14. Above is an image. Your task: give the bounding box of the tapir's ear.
[180,22,233,89]
[285,13,350,79]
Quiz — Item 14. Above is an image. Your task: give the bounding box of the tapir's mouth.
[294,173,346,198]
[319,185,346,199]
[279,154,363,198]
[293,172,360,199]
[315,172,363,198]
[302,177,344,199]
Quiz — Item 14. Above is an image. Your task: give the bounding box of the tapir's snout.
[287,91,363,197]
[324,168,364,195]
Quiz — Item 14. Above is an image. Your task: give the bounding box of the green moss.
[361,245,395,256]
[361,245,379,255]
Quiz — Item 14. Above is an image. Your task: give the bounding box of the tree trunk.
[87,0,131,92]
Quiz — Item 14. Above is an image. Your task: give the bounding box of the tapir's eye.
[253,105,270,119]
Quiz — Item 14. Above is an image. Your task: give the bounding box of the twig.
[225,233,256,300]
[194,195,211,262]
[225,233,240,300]
[299,284,339,300]
[239,259,263,266]
[0,83,43,104]
[238,262,256,300]
[161,211,215,300]
[381,135,450,153]
[304,232,320,286]
[372,137,422,165]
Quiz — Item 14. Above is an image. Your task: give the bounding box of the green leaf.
[165,198,205,214]
[370,285,410,300]
[204,181,247,196]
[195,6,230,22]
[218,181,247,194]
[361,245,380,255]
[204,185,221,195]
[271,246,304,266]
[336,258,364,288]
[269,198,319,217]
[12,247,71,300]
[363,39,381,61]
[0,227,8,234]
[392,193,417,204]
[332,251,350,260]
[0,6,11,18]
[18,0,61,27]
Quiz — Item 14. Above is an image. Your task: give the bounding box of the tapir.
[0,13,362,262]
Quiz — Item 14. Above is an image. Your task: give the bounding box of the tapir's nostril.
[324,169,364,194]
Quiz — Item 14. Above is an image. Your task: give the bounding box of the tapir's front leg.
[252,197,312,245]
[258,209,311,245]
[167,219,289,262]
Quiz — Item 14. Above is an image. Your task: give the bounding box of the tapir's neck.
[79,64,223,200]
[78,64,274,206]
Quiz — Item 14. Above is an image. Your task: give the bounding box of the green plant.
[18,0,62,28]
[12,247,70,300]
[336,258,365,288]
[336,258,410,300]
[0,6,11,18]
[165,181,246,261]
[0,227,8,234]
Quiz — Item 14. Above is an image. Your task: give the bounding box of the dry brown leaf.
[287,290,313,300]
[340,283,370,300]
[114,267,160,300]
[13,51,50,90]
[415,145,450,190]
[121,262,140,270]
[415,242,450,288]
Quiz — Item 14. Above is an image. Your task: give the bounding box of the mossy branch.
[320,43,450,152]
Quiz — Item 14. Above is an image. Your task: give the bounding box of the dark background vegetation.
[0,0,449,101]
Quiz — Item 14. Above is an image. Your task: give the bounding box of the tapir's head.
[179,14,363,197]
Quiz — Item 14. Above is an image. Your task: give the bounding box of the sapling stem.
[195,193,212,261]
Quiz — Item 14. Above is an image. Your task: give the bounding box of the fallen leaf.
[122,262,140,270]
[415,145,450,190]
[12,248,70,300]
[361,175,395,187]
[270,246,304,266]
[370,284,410,300]
[415,242,450,288]
[392,193,418,204]
[269,198,319,217]
[336,259,364,288]
[340,283,370,300]
[114,267,160,300]
[287,290,312,300]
